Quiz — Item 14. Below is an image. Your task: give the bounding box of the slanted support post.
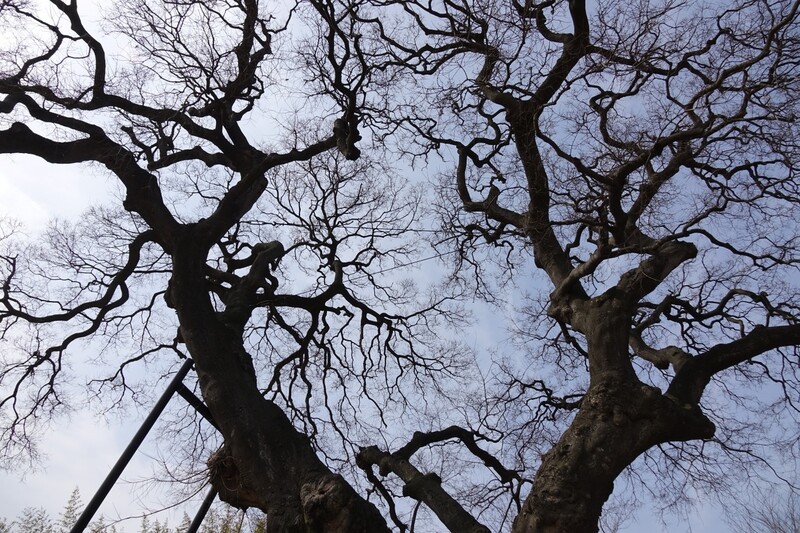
[187,487,218,533]
[69,358,195,533]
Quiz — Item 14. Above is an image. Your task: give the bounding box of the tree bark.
[512,371,715,532]
[513,294,716,533]
[170,239,389,532]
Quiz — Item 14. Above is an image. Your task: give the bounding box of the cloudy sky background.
[0,0,750,528]
[0,155,736,532]
[0,157,184,529]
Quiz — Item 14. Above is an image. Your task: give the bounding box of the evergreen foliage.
[1,490,266,533]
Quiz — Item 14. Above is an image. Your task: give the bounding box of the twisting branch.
[357,446,491,533]
[668,324,800,406]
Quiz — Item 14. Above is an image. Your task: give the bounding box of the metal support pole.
[176,383,219,430]
[69,358,195,533]
[187,487,218,533]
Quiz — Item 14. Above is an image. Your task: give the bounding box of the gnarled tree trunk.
[512,376,715,532]
[513,296,716,533]
[171,242,390,532]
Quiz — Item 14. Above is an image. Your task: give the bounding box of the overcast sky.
[0,1,735,527]
[0,143,737,533]
[0,157,197,530]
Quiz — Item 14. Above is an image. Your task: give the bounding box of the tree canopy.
[1,0,799,531]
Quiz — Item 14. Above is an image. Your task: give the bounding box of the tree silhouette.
[14,507,54,533]
[1,0,799,531]
[57,487,82,533]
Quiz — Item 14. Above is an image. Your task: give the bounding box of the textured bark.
[170,240,389,533]
[512,377,715,533]
[512,294,716,532]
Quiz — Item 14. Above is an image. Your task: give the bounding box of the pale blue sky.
[0,158,737,532]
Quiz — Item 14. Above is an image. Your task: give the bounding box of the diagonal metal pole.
[187,487,218,533]
[176,383,219,431]
[69,358,195,533]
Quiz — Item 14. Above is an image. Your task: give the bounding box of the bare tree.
[0,0,421,530]
[729,487,800,533]
[347,0,800,530]
[1,0,800,532]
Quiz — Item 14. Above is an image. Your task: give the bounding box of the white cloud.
[0,414,153,525]
[0,155,115,233]
[0,155,148,528]
[0,169,50,232]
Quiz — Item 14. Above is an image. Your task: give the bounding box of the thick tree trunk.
[170,244,389,532]
[511,377,715,533]
[513,294,716,532]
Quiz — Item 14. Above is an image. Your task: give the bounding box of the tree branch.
[357,446,491,533]
[668,324,800,406]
